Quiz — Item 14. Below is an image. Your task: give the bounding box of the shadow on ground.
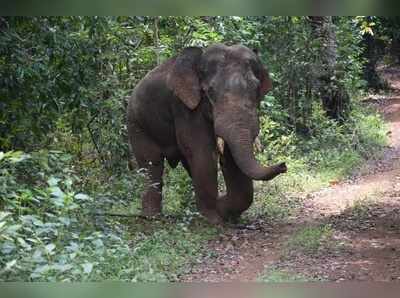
[274,194,400,282]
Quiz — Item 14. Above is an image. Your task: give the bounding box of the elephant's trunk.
[218,127,287,181]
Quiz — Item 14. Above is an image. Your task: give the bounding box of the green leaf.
[0,221,7,231]
[52,264,73,273]
[31,264,50,278]
[17,237,32,250]
[0,212,10,221]
[82,262,93,274]
[1,241,16,254]
[49,186,66,207]
[47,177,60,187]
[64,178,73,188]
[45,243,56,253]
[92,239,104,248]
[5,224,22,234]
[74,193,90,201]
[5,259,17,271]
[67,241,79,252]
[4,151,29,163]
[50,186,65,199]
[32,249,45,263]
[58,217,71,226]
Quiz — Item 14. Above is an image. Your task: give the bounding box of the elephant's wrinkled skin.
[127,44,287,224]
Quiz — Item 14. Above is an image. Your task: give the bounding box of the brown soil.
[182,66,400,282]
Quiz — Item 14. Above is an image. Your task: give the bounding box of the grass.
[247,152,366,222]
[116,217,219,281]
[247,104,388,222]
[1,101,389,281]
[258,268,315,282]
[286,225,334,255]
[348,192,382,217]
[0,150,221,282]
[349,198,373,219]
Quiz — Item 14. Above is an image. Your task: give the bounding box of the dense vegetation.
[0,16,397,281]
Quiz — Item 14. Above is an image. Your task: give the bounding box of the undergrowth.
[286,224,334,255]
[258,268,315,282]
[0,101,388,281]
[249,102,388,221]
[0,151,217,281]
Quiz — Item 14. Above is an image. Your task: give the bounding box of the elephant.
[127,43,287,224]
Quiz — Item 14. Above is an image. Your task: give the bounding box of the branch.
[181,25,194,47]
[90,212,147,218]
[86,112,107,167]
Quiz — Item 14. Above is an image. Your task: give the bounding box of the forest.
[1,16,400,281]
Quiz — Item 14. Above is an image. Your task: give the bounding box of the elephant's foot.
[216,196,231,221]
[216,194,251,223]
[195,196,224,224]
[199,208,224,225]
[216,206,240,223]
[141,190,162,217]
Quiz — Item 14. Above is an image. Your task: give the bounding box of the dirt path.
[182,66,400,282]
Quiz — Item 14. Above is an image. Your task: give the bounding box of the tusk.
[217,137,225,155]
[254,136,262,152]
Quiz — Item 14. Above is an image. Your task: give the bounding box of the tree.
[357,16,400,91]
[308,16,350,121]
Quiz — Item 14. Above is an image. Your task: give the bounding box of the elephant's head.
[168,43,286,180]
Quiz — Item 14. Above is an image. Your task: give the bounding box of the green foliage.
[355,16,400,89]
[286,225,333,255]
[251,190,301,222]
[163,164,195,215]
[0,16,374,169]
[249,103,387,221]
[0,16,392,281]
[258,269,313,282]
[257,101,387,178]
[0,150,99,281]
[0,150,217,281]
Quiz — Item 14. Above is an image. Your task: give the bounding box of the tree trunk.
[389,36,400,65]
[362,33,387,90]
[308,16,350,121]
[154,17,161,65]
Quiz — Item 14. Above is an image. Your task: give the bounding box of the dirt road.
[182,66,400,282]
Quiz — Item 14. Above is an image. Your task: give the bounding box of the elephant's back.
[128,59,176,120]
[127,61,179,151]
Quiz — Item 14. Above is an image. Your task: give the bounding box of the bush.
[248,102,388,220]
[0,16,392,281]
[0,150,216,281]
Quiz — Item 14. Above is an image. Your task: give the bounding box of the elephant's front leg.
[217,146,254,222]
[177,131,222,224]
[188,149,223,224]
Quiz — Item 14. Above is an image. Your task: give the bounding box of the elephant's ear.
[260,67,273,95]
[167,47,203,110]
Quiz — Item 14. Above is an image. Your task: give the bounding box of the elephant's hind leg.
[130,126,164,216]
[140,159,164,216]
